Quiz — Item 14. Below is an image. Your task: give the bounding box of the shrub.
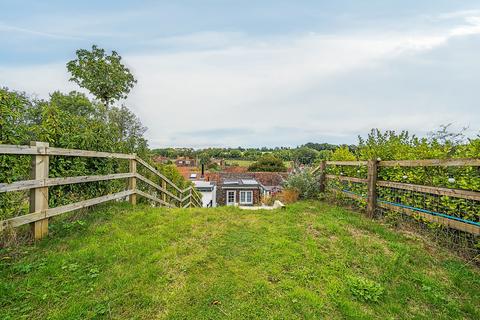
[278,189,300,204]
[248,155,287,172]
[283,172,320,200]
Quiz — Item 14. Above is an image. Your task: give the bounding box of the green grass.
[1,201,479,319]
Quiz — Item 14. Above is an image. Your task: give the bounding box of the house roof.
[221,178,261,188]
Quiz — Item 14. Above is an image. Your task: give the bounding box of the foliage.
[283,171,320,199]
[198,152,210,166]
[0,88,150,221]
[67,45,137,106]
[248,155,287,172]
[348,276,384,302]
[1,201,479,319]
[277,189,300,204]
[331,146,356,161]
[155,164,192,189]
[326,128,480,228]
[293,147,319,165]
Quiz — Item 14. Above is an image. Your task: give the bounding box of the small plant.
[348,276,384,302]
[278,189,300,204]
[283,171,320,200]
[261,195,275,206]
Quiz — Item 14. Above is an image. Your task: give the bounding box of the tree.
[293,147,318,165]
[67,45,137,106]
[248,155,287,172]
[199,152,211,166]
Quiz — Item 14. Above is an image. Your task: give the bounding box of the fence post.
[189,188,193,208]
[29,141,49,240]
[318,160,327,193]
[162,180,167,205]
[129,154,137,205]
[366,159,378,218]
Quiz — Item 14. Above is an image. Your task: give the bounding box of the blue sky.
[1,1,480,148]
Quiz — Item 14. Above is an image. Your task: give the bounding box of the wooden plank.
[0,173,134,193]
[135,157,182,193]
[325,174,368,184]
[330,188,365,201]
[366,160,378,218]
[326,160,368,166]
[135,174,180,201]
[47,190,134,218]
[0,144,136,159]
[379,158,480,167]
[48,147,134,159]
[29,142,49,240]
[162,180,167,203]
[180,194,191,203]
[0,211,47,231]
[183,201,192,208]
[1,190,133,232]
[0,144,39,155]
[135,190,175,208]
[377,180,480,201]
[377,201,480,235]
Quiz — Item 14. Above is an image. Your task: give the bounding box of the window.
[240,191,253,204]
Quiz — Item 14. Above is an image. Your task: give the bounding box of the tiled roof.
[206,172,287,187]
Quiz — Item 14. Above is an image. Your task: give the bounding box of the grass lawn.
[1,201,479,319]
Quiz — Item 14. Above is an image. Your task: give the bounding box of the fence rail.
[0,142,203,239]
[313,158,480,236]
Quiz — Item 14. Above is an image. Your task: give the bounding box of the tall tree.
[67,45,137,106]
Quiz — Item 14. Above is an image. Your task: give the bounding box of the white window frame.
[226,190,236,206]
[240,191,253,204]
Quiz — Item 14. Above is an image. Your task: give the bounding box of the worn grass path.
[1,201,479,319]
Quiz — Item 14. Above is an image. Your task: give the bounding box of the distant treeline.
[152,143,357,164]
[152,125,479,167]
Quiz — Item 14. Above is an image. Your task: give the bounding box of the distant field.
[225,159,292,168]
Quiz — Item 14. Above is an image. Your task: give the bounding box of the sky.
[1,1,479,148]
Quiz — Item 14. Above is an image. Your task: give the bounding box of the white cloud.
[1,12,479,147]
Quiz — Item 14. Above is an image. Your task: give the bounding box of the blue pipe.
[339,189,480,227]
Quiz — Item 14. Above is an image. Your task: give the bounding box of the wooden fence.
[0,142,203,239]
[313,159,480,236]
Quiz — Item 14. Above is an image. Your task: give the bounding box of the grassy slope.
[1,202,479,319]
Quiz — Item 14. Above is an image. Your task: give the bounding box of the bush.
[283,172,320,200]
[248,155,287,172]
[278,189,300,204]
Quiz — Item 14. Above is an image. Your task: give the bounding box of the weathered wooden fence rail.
[313,158,480,235]
[0,142,203,239]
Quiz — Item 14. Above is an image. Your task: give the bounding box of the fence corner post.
[318,160,327,193]
[129,154,137,205]
[29,141,49,240]
[366,159,378,218]
[189,188,193,208]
